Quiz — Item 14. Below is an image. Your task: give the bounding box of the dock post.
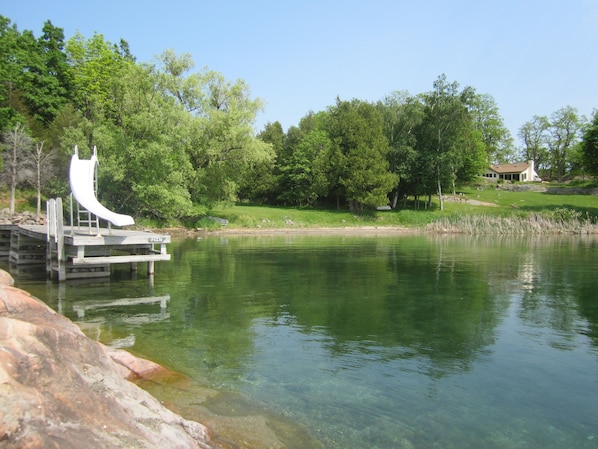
[47,198,66,281]
[56,198,66,281]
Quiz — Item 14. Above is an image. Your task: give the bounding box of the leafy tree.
[19,21,72,130]
[546,106,584,182]
[0,16,29,131]
[277,128,331,206]
[461,88,514,163]
[378,91,424,207]
[417,75,483,210]
[171,63,271,206]
[95,60,194,218]
[66,32,131,122]
[239,121,282,202]
[325,98,397,211]
[258,121,285,153]
[518,115,550,175]
[581,111,598,177]
[243,121,284,202]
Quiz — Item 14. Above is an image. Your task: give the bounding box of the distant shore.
[160,224,421,238]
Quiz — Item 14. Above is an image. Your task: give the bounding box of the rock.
[0,270,214,449]
[0,211,46,225]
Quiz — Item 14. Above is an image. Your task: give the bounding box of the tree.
[66,32,131,122]
[169,61,271,206]
[461,88,514,163]
[239,121,283,202]
[581,111,598,177]
[417,75,483,210]
[95,60,195,218]
[546,106,583,182]
[277,128,331,206]
[19,21,72,129]
[325,98,397,211]
[518,116,549,176]
[31,139,54,215]
[378,91,424,207]
[1,123,32,213]
[0,16,28,131]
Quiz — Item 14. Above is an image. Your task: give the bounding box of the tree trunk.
[10,142,17,215]
[9,186,15,215]
[36,167,42,216]
[391,192,399,209]
[437,168,444,211]
[35,142,44,216]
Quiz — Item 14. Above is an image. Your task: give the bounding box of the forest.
[1,16,597,222]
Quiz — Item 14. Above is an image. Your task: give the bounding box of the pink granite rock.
[0,270,214,449]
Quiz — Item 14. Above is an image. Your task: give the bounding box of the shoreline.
[160,224,421,238]
[0,267,324,449]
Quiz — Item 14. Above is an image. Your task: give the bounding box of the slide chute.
[69,146,134,227]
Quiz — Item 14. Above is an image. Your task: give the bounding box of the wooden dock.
[1,222,171,281]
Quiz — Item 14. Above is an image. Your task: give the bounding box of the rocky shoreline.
[0,269,215,449]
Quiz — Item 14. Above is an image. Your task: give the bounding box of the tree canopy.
[1,14,595,221]
[581,111,598,177]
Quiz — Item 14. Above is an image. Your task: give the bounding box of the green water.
[10,234,598,449]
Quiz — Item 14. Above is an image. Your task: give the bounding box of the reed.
[425,210,598,235]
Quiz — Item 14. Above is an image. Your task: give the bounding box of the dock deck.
[1,224,171,281]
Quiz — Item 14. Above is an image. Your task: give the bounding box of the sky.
[3,0,598,145]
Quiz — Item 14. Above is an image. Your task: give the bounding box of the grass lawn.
[205,183,598,230]
[2,183,597,231]
[458,185,598,213]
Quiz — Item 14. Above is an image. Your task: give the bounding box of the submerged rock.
[0,270,213,449]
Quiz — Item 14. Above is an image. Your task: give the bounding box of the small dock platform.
[1,223,171,281]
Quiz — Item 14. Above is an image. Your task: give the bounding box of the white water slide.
[69,146,134,227]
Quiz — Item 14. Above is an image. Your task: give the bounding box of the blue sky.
[3,0,597,145]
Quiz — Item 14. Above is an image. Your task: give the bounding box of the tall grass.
[426,209,598,234]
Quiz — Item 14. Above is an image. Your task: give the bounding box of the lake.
[9,233,598,449]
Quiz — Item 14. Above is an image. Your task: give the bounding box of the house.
[481,160,541,182]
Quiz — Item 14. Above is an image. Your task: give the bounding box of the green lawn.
[205,183,598,230]
[3,183,597,231]
[456,185,598,219]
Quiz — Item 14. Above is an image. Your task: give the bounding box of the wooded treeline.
[1,16,596,220]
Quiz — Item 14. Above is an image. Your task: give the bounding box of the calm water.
[8,234,598,449]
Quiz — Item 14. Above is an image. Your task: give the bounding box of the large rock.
[0,271,214,449]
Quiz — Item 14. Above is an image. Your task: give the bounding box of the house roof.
[489,162,530,174]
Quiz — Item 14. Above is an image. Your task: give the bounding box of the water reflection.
[5,234,598,449]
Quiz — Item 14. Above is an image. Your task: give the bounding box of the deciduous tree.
[518,115,549,175]
[581,111,598,177]
[417,75,484,210]
[378,91,424,207]
[1,123,32,213]
[546,106,583,182]
[461,88,514,163]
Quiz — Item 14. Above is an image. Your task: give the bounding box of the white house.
[481,160,541,182]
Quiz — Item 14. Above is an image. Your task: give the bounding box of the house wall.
[481,160,540,182]
[482,169,499,180]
